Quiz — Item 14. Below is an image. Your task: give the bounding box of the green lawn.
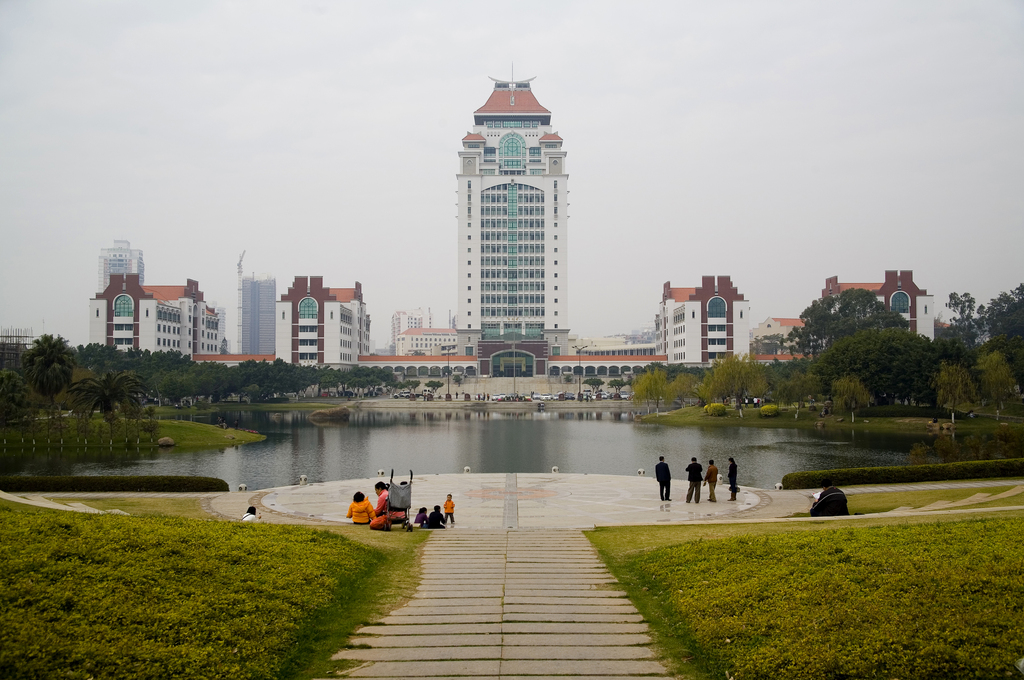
[1,419,264,453]
[0,500,427,680]
[643,405,1001,433]
[589,515,1024,680]
[153,402,336,416]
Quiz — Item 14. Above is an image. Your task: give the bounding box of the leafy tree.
[979,283,1024,340]
[424,380,444,394]
[831,376,871,422]
[977,351,1016,411]
[607,378,626,396]
[632,369,670,413]
[583,378,605,393]
[751,333,786,356]
[22,334,77,439]
[981,335,1024,393]
[790,288,909,356]
[945,292,982,349]
[405,379,421,394]
[668,373,699,405]
[453,374,464,387]
[563,374,574,384]
[0,370,28,429]
[933,362,978,423]
[705,355,767,413]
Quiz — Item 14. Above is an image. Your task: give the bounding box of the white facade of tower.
[456,78,569,357]
[98,240,144,292]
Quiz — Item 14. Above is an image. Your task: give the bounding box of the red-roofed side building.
[752,317,806,354]
[656,278,751,365]
[275,277,369,368]
[89,274,220,356]
[396,328,459,356]
[822,271,935,339]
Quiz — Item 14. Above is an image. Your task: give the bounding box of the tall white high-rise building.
[456,77,570,378]
[98,240,144,292]
[240,274,277,355]
[390,308,432,353]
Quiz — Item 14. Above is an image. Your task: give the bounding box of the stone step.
[348,634,502,648]
[502,623,649,634]
[381,614,503,625]
[403,599,503,608]
[503,613,644,623]
[346,634,652,648]
[356,624,503,636]
[502,634,652,647]
[391,606,503,616]
[504,590,627,599]
[345,659,666,677]
[505,596,630,606]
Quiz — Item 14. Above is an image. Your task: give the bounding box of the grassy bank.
[1,419,264,453]
[153,402,335,416]
[588,513,1024,680]
[642,405,1001,434]
[0,502,427,680]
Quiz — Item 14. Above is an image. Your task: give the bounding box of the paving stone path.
[332,529,669,680]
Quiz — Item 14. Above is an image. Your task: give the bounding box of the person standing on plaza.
[703,459,719,502]
[727,457,738,501]
[444,494,456,525]
[655,456,672,501]
[685,457,703,503]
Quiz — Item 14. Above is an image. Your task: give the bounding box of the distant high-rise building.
[98,240,144,292]
[212,303,230,353]
[241,274,276,355]
[390,308,432,353]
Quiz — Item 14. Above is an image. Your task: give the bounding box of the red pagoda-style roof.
[475,88,550,115]
[463,133,485,141]
[539,133,562,141]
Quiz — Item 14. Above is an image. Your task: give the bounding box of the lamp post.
[572,344,589,401]
[442,344,455,400]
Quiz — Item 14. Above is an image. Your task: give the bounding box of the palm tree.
[21,334,76,440]
[69,371,146,444]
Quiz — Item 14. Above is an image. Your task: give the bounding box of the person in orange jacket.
[444,494,455,525]
[346,491,376,525]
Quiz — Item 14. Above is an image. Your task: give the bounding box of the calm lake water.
[0,409,935,491]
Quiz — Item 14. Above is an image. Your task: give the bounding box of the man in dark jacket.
[685,457,703,503]
[810,479,850,516]
[427,504,447,528]
[655,456,671,501]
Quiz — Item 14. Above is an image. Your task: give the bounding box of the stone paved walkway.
[332,529,668,680]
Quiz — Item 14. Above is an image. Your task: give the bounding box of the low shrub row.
[0,475,229,493]
[781,457,1024,489]
[759,404,779,418]
[0,511,379,679]
[858,405,949,418]
[634,518,1024,680]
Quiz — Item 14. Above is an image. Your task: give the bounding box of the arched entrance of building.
[490,350,535,377]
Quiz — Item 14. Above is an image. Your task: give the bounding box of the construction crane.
[236,251,245,355]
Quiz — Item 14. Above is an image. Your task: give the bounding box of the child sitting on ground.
[346,491,376,525]
[427,505,446,529]
[414,506,429,528]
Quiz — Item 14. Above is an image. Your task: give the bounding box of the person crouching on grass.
[347,491,376,525]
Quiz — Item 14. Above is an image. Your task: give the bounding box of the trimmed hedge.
[0,475,229,493]
[781,458,1024,489]
[858,405,948,418]
[759,404,779,418]
[636,518,1024,679]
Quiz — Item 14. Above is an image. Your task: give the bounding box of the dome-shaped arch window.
[891,291,910,314]
[298,297,318,319]
[113,295,134,317]
[708,297,727,319]
[499,133,525,158]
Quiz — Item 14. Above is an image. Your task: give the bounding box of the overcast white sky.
[1,1,1022,350]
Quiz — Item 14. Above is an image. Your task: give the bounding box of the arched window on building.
[891,291,910,314]
[708,297,727,319]
[299,297,318,319]
[499,133,524,158]
[113,295,133,317]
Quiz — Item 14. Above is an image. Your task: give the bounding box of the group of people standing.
[655,456,739,503]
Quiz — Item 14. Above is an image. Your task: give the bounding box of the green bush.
[0,512,379,679]
[704,403,727,417]
[859,405,948,418]
[635,518,1024,680]
[759,404,779,418]
[0,476,229,493]
[781,457,1024,489]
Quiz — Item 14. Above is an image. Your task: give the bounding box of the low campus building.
[89,273,220,355]
[275,276,370,368]
[395,328,459,356]
[655,276,751,365]
[822,270,934,339]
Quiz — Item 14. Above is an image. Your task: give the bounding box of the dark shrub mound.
[0,476,229,493]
